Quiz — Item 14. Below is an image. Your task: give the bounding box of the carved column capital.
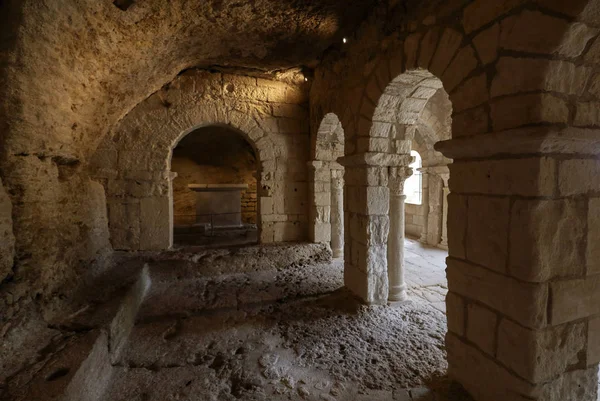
[388,166,413,196]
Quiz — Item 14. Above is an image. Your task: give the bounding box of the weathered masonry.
[2,1,600,400]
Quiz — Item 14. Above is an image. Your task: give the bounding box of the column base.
[388,285,408,302]
[332,248,343,259]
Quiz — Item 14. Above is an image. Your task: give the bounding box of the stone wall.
[405,203,425,238]
[310,0,600,399]
[170,126,258,225]
[90,69,310,250]
[171,159,257,225]
[0,178,15,283]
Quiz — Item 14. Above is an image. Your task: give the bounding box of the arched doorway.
[170,125,259,247]
[309,113,345,258]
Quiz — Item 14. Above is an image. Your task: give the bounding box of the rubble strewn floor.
[6,240,471,401]
[103,238,463,401]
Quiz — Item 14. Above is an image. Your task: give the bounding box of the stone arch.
[169,123,261,244]
[339,65,454,303]
[308,113,345,257]
[90,70,309,250]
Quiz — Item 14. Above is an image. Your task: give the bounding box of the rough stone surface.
[0,178,15,283]
[4,240,469,401]
[4,1,600,400]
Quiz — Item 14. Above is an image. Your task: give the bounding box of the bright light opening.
[342,37,347,44]
[404,150,423,205]
[304,77,308,82]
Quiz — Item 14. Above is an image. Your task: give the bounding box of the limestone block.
[285,86,308,104]
[466,196,509,273]
[108,179,164,198]
[491,93,569,131]
[0,178,15,282]
[451,73,488,113]
[550,275,600,325]
[441,45,478,92]
[446,291,465,336]
[559,22,597,57]
[260,197,273,215]
[404,33,422,70]
[466,303,497,356]
[418,27,441,69]
[462,0,525,34]
[535,366,599,401]
[499,10,568,54]
[588,198,600,275]
[558,159,600,196]
[273,221,304,242]
[312,222,331,243]
[497,320,586,382]
[447,258,548,329]
[349,214,388,246]
[344,167,388,187]
[365,76,382,105]
[139,196,171,250]
[473,23,499,65]
[587,316,600,365]
[575,102,600,127]
[366,186,389,215]
[262,214,287,222]
[449,158,555,197]
[314,192,331,207]
[108,201,140,232]
[118,150,149,171]
[430,28,463,76]
[446,192,467,259]
[90,147,118,170]
[509,199,586,282]
[356,137,391,153]
[451,105,488,137]
[491,58,591,98]
[345,257,388,305]
[315,206,331,223]
[446,332,535,401]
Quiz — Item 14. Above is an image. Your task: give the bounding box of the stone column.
[387,166,412,303]
[439,173,449,249]
[330,168,344,258]
[418,168,429,244]
[337,151,412,305]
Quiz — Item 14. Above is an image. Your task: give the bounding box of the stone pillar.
[436,132,600,401]
[330,168,344,258]
[423,165,449,247]
[388,166,412,303]
[439,173,449,249]
[338,151,412,304]
[307,161,331,243]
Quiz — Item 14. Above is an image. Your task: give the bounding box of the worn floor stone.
[3,240,467,401]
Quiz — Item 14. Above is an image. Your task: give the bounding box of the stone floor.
[5,240,474,401]
[404,237,448,313]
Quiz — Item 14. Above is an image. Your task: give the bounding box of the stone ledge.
[338,152,412,167]
[435,127,600,159]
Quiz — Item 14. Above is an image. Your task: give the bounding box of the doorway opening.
[171,125,259,247]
